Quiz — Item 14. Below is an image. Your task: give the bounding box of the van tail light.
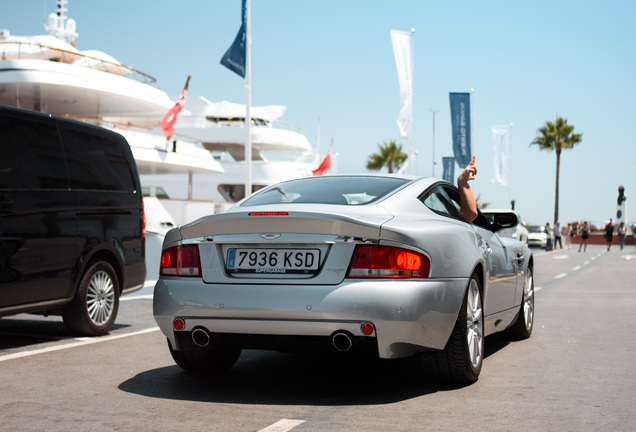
[142,201,146,238]
[347,245,429,278]
[160,245,201,277]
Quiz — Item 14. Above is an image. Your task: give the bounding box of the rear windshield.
[240,176,410,206]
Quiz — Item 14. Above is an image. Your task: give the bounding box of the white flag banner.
[391,29,412,141]
[492,125,510,185]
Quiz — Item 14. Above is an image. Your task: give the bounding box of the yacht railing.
[206,118,305,134]
[0,41,158,86]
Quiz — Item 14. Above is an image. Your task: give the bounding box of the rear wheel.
[508,266,534,340]
[418,274,484,383]
[168,339,242,373]
[63,260,119,336]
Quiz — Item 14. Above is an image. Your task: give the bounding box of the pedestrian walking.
[554,221,563,249]
[545,222,553,251]
[617,221,627,250]
[604,218,615,251]
[578,221,590,252]
[564,223,573,249]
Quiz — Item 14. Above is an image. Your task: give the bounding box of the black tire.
[418,274,484,384]
[168,339,242,373]
[508,265,534,340]
[63,260,119,336]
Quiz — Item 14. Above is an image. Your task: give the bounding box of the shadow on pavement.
[119,334,512,406]
[0,316,129,350]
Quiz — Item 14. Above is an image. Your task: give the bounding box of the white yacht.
[0,1,320,206]
[0,0,320,275]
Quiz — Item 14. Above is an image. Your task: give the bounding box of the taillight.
[160,245,201,277]
[347,245,429,278]
[142,201,146,238]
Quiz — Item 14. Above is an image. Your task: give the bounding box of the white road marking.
[0,327,160,362]
[623,255,634,261]
[535,286,542,292]
[572,266,581,271]
[259,419,305,432]
[554,273,568,279]
[553,255,568,260]
[121,294,153,301]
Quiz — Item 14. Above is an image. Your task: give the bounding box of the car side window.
[421,185,462,219]
[59,126,136,192]
[0,115,68,190]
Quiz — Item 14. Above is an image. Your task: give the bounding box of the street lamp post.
[430,109,438,177]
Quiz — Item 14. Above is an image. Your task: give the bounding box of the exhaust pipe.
[332,331,353,352]
[191,328,210,347]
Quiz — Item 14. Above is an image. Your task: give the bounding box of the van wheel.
[63,261,120,336]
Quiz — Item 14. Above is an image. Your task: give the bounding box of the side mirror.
[492,212,519,231]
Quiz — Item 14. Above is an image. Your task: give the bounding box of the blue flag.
[220,0,247,78]
[442,157,456,183]
[449,92,471,167]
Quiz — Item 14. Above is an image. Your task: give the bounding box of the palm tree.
[476,194,490,210]
[366,140,407,173]
[530,116,582,224]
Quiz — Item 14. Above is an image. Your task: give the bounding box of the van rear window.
[59,127,136,192]
[0,116,68,190]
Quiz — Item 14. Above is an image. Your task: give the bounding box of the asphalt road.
[1,244,635,431]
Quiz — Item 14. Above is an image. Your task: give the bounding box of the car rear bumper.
[153,277,468,359]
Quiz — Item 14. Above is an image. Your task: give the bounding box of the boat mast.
[44,0,78,45]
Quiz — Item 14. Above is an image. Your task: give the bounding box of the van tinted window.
[59,127,136,192]
[0,116,68,190]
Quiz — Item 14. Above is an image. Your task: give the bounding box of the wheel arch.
[471,261,486,296]
[75,245,125,294]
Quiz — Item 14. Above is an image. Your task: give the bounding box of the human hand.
[457,155,477,184]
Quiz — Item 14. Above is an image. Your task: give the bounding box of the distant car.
[0,106,146,336]
[481,209,529,245]
[527,225,549,248]
[153,175,534,384]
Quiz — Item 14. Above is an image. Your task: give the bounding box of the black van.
[0,105,146,336]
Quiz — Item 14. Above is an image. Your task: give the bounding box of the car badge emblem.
[260,233,281,240]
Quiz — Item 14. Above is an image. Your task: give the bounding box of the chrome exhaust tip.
[191,328,210,347]
[332,331,353,352]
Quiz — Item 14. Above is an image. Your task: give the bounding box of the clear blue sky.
[4,0,636,226]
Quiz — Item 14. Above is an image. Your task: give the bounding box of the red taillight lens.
[142,200,146,238]
[160,245,201,277]
[347,245,429,278]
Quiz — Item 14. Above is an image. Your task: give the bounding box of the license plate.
[226,248,320,274]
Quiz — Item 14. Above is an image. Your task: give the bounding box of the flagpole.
[470,88,475,191]
[245,0,252,200]
[508,122,513,208]
[408,28,414,175]
[430,109,437,177]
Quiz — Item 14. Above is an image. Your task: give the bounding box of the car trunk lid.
[167,206,394,284]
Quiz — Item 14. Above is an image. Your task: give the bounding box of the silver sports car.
[153,175,534,383]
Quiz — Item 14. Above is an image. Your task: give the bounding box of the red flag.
[161,75,191,140]
[312,150,332,176]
